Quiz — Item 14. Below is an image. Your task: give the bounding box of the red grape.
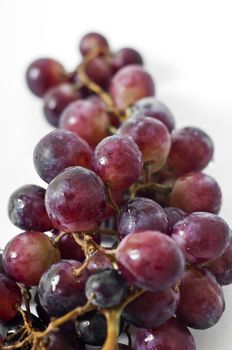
[26,58,68,97]
[87,251,113,274]
[164,207,186,234]
[85,57,112,89]
[208,240,232,285]
[0,273,22,321]
[45,166,106,232]
[93,135,143,190]
[170,172,222,214]
[79,32,109,56]
[116,230,185,291]
[111,47,143,72]
[109,65,155,110]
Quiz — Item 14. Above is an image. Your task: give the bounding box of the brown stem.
[21,286,31,315]
[53,231,67,244]
[105,185,120,216]
[130,181,173,198]
[102,309,121,350]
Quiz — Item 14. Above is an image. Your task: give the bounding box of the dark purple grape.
[172,212,231,264]
[60,98,110,147]
[118,116,171,172]
[93,135,143,190]
[38,260,89,317]
[118,345,129,350]
[3,231,60,286]
[8,184,53,232]
[26,58,68,97]
[111,47,143,72]
[85,57,112,89]
[131,97,175,132]
[34,129,93,183]
[118,197,169,239]
[39,329,85,350]
[123,288,179,328]
[0,273,22,321]
[80,32,109,56]
[87,251,113,274]
[109,65,155,110]
[170,172,222,214]
[35,292,50,326]
[168,127,214,175]
[85,269,128,308]
[208,240,232,285]
[43,83,83,126]
[135,317,196,350]
[164,207,186,234]
[116,230,185,291]
[45,166,106,232]
[176,268,225,329]
[75,311,106,346]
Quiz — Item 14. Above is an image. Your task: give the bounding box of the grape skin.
[164,207,186,234]
[111,47,143,72]
[85,57,112,89]
[79,32,109,56]
[0,274,22,322]
[208,240,232,285]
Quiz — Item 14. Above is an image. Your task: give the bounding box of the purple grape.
[26,58,68,97]
[38,260,89,317]
[87,251,113,274]
[80,32,109,56]
[34,129,93,183]
[0,273,22,321]
[123,288,180,328]
[0,250,4,274]
[135,317,196,350]
[8,184,53,232]
[118,345,129,350]
[164,207,186,234]
[208,240,232,285]
[172,212,231,264]
[85,57,112,89]
[118,116,171,172]
[3,231,60,286]
[41,330,85,350]
[118,197,169,239]
[103,190,124,219]
[176,268,225,329]
[75,311,107,346]
[109,65,155,110]
[93,135,143,190]
[111,47,143,72]
[170,172,222,214]
[116,230,185,291]
[45,166,106,232]
[131,97,175,132]
[43,83,83,127]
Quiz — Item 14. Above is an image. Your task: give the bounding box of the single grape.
[168,127,214,175]
[208,240,232,285]
[33,129,93,183]
[118,197,169,239]
[85,269,128,308]
[111,47,143,72]
[80,32,109,56]
[8,184,53,232]
[123,288,180,328]
[85,57,112,89]
[164,207,186,234]
[38,260,89,317]
[135,317,196,350]
[131,97,175,132]
[116,230,185,291]
[45,166,106,232]
[0,273,22,321]
[75,311,107,346]
[3,231,60,286]
[26,58,68,97]
[172,212,231,264]
[87,251,113,274]
[43,83,83,127]
[59,98,110,147]
[170,172,222,214]
[93,135,143,190]
[176,268,225,329]
[118,116,171,172]
[109,65,155,110]
[39,330,85,350]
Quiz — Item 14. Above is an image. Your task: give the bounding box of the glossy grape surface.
[0,273,22,321]
[34,129,92,183]
[80,32,109,56]
[3,231,60,286]
[208,240,232,285]
[164,207,186,234]
[75,311,107,346]
[116,230,185,291]
[111,47,143,72]
[45,166,106,232]
[8,184,53,232]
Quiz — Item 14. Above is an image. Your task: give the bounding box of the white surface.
[0,0,232,349]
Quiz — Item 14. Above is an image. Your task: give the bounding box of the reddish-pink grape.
[164,207,186,234]
[172,212,231,264]
[85,57,112,89]
[0,274,22,321]
[118,116,171,171]
[111,47,143,72]
[116,230,185,291]
[43,83,83,127]
[26,58,68,97]
[45,166,106,232]
[59,98,110,147]
[34,129,93,183]
[93,135,143,190]
[208,240,232,285]
[8,184,53,232]
[176,268,225,329]
[168,127,214,175]
[87,251,113,274]
[135,318,196,350]
[109,65,155,110]
[170,172,222,214]
[80,32,109,56]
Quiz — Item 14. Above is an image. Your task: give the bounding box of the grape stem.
[130,181,173,198]
[105,185,120,216]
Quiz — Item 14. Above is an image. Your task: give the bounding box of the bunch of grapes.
[0,32,231,350]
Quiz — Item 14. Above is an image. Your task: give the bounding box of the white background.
[0,0,232,349]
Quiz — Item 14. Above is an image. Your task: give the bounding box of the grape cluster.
[0,32,231,350]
